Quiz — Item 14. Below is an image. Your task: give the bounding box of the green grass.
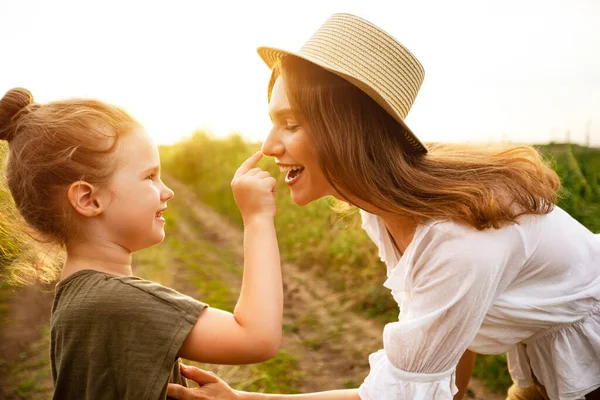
[545,144,600,232]
[302,336,322,351]
[474,353,513,393]
[245,350,303,393]
[1,325,53,399]
[0,281,13,326]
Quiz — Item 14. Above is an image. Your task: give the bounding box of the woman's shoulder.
[418,216,523,243]
[408,215,534,267]
[358,207,574,269]
[418,204,575,242]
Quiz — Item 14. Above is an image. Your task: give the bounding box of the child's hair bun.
[0,88,34,142]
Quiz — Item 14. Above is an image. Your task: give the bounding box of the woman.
[169,13,600,400]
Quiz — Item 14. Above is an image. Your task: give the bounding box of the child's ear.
[67,181,104,217]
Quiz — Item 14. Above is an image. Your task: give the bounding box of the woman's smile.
[278,162,305,186]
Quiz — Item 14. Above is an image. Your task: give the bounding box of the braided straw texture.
[258,13,427,154]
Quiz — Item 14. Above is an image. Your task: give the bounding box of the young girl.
[169,13,600,400]
[0,87,283,399]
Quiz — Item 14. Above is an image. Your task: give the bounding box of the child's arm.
[178,151,282,364]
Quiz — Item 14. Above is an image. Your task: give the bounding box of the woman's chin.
[290,194,310,206]
[290,190,322,206]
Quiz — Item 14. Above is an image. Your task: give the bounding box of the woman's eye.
[285,125,300,132]
[146,174,155,180]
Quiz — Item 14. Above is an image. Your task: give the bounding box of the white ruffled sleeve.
[358,218,525,400]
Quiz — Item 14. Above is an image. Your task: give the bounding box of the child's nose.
[162,184,174,200]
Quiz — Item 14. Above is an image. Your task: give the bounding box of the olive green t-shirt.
[50,269,207,400]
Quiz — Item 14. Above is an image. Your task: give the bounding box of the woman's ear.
[67,181,104,217]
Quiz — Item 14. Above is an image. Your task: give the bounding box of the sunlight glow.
[1,0,599,146]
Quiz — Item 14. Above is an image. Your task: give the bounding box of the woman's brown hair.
[0,88,137,265]
[269,56,561,229]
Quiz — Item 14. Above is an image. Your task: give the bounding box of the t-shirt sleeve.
[102,277,207,400]
[358,222,525,399]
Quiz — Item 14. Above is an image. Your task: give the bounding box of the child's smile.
[101,126,174,252]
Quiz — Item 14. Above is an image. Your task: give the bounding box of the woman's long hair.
[270,56,560,229]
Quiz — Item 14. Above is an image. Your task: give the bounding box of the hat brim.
[257,46,427,154]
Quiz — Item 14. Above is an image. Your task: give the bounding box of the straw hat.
[257,13,427,154]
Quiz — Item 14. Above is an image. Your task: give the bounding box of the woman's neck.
[347,196,418,255]
[379,213,417,256]
[61,239,133,280]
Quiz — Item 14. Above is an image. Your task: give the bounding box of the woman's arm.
[454,349,476,400]
[239,390,360,400]
[167,365,360,400]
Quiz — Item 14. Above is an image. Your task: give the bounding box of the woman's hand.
[231,151,277,226]
[170,364,362,400]
[168,364,240,400]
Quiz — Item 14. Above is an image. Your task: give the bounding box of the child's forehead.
[114,126,160,169]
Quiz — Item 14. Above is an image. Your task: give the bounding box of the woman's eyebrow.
[268,108,295,120]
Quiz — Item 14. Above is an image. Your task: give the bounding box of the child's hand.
[231,151,276,225]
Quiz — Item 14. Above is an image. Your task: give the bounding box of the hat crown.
[257,12,428,153]
[298,13,425,119]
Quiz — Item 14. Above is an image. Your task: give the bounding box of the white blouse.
[357,206,600,400]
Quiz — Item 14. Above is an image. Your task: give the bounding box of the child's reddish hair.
[0,88,137,247]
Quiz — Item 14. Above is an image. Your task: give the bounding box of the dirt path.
[0,283,54,399]
[165,176,505,399]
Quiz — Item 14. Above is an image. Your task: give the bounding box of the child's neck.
[61,239,134,281]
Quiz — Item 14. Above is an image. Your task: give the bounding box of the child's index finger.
[234,151,263,178]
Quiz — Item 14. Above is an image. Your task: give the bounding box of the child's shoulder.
[53,269,206,320]
[55,269,159,302]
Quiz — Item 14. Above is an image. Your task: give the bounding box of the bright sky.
[1,0,599,146]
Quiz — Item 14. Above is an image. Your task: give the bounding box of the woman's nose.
[261,129,285,157]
